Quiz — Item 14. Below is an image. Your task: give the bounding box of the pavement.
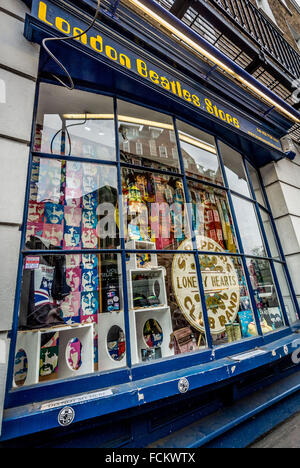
[250,410,300,448]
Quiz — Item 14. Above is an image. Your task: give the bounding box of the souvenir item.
[81,291,99,316]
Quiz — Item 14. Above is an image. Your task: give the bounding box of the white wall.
[260,148,300,320]
[0,0,39,436]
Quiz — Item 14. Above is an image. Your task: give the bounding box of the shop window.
[218,142,250,197]
[246,162,266,207]
[25,157,119,250]
[127,252,207,364]
[122,168,190,250]
[246,258,286,333]
[12,86,299,395]
[176,120,222,185]
[188,180,238,254]
[118,100,180,172]
[199,254,257,345]
[34,83,116,160]
[231,196,267,257]
[273,262,298,324]
[14,253,124,387]
[256,0,278,25]
[259,207,281,259]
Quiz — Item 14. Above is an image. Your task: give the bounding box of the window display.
[12,83,298,392]
[127,252,207,364]
[232,195,267,257]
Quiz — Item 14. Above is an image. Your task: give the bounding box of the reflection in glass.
[273,262,298,324]
[199,253,257,345]
[177,120,222,185]
[246,258,286,333]
[34,83,116,160]
[188,180,238,253]
[122,168,190,249]
[25,158,119,249]
[118,100,180,172]
[219,142,250,196]
[14,349,28,387]
[232,196,266,257]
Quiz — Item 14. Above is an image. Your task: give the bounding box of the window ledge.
[1,331,299,442]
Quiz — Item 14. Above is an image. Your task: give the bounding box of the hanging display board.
[29,0,282,152]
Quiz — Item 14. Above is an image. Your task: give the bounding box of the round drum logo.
[172,236,240,335]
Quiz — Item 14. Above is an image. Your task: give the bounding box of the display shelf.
[13,323,94,387]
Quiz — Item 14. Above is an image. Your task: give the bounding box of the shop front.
[1,0,300,448]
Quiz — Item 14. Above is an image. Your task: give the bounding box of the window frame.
[5,78,300,408]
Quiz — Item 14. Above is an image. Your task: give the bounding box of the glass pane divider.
[31,151,119,167]
[173,116,213,349]
[215,138,263,337]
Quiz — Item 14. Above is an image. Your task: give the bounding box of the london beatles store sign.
[32,0,282,151]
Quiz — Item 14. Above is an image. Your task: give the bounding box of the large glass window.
[11,83,298,393]
[232,196,267,257]
[35,83,116,160]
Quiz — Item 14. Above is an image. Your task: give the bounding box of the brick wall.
[249,0,300,52]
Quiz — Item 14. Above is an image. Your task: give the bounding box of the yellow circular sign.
[172,236,240,335]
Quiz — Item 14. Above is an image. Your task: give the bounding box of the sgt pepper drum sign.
[172,236,240,335]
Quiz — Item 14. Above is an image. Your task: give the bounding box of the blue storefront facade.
[1,0,300,448]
